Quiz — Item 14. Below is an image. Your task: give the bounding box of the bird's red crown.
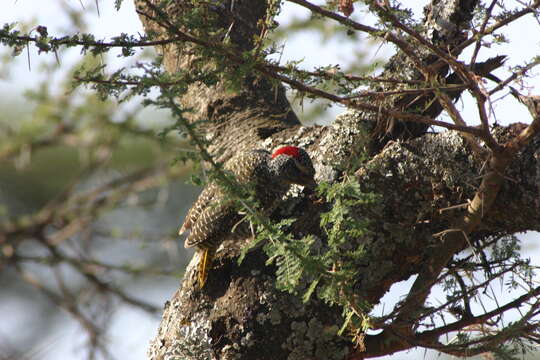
[271,146,301,159]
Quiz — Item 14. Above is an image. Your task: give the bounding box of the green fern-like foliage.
[260,176,378,334]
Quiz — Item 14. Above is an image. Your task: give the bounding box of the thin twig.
[470,0,498,65]
[136,1,486,136]
[489,58,540,95]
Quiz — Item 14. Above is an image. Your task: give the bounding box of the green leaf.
[302,277,321,303]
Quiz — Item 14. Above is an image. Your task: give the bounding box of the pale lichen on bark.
[148,255,351,360]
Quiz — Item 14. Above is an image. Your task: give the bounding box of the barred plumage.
[179,146,316,288]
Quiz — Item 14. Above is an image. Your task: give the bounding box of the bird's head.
[270,146,317,188]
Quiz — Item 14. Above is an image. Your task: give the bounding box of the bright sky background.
[1,1,539,360]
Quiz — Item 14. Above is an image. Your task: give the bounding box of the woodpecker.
[179,146,316,288]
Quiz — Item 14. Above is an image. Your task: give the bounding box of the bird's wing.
[184,200,235,249]
[224,149,269,183]
[179,183,218,235]
[181,150,269,247]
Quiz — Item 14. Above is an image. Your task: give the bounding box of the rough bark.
[135,0,540,359]
[134,0,300,163]
[147,124,540,360]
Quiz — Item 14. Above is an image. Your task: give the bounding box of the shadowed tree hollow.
[1,0,540,359]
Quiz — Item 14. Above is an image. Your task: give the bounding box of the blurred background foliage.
[0,7,201,356]
[0,75,200,358]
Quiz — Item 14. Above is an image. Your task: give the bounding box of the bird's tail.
[198,248,215,288]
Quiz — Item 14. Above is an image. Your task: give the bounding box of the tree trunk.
[135,0,540,359]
